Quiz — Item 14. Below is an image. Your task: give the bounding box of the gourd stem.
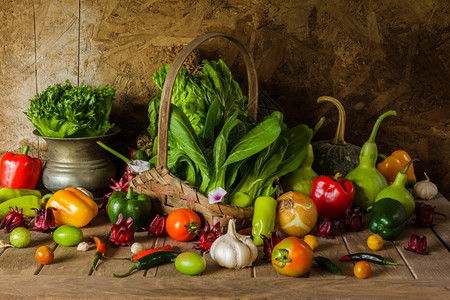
[317,96,347,145]
[367,110,397,143]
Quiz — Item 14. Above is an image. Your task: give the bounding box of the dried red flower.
[343,207,364,232]
[193,221,225,253]
[143,214,167,237]
[415,202,435,227]
[317,217,339,239]
[261,230,283,262]
[31,207,57,232]
[405,233,428,255]
[110,213,135,246]
[0,206,30,233]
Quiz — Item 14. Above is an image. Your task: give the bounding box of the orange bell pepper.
[377,150,416,188]
[44,187,98,227]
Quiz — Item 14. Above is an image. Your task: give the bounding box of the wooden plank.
[0,275,448,299]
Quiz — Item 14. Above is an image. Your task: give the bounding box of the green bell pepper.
[369,197,407,241]
[107,187,152,232]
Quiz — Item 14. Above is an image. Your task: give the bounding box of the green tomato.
[174,252,207,275]
[53,225,83,247]
[9,227,31,248]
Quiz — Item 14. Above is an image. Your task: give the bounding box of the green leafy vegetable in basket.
[147,59,248,141]
[25,80,115,138]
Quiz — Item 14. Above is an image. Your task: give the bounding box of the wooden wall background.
[0,0,448,197]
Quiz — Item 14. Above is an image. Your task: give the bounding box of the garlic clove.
[414,172,438,200]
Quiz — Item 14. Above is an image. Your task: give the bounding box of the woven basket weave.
[130,33,258,229]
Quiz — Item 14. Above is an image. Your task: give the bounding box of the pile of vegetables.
[25,80,116,138]
[147,59,313,204]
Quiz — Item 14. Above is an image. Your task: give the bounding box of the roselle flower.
[110,213,134,246]
[343,207,364,232]
[0,206,30,233]
[415,202,435,227]
[261,230,282,262]
[143,214,167,237]
[193,221,225,253]
[405,233,428,255]
[31,207,57,232]
[317,217,339,239]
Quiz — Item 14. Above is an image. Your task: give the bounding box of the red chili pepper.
[91,236,107,271]
[107,244,173,262]
[0,146,42,189]
[310,173,355,220]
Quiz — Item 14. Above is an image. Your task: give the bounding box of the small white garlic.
[131,242,144,254]
[76,187,94,199]
[0,240,12,248]
[77,241,91,251]
[414,172,438,200]
[210,219,258,269]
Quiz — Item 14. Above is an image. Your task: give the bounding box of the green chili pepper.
[107,187,152,231]
[339,252,399,265]
[0,187,41,203]
[113,251,180,278]
[0,195,41,219]
[314,256,342,275]
[374,160,417,218]
[346,110,397,211]
[252,196,277,246]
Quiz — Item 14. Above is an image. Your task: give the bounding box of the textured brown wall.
[0,0,448,196]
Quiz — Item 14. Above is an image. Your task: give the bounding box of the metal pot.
[34,127,120,197]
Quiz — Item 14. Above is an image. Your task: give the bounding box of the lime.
[9,227,31,248]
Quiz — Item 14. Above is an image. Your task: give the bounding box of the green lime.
[9,227,31,248]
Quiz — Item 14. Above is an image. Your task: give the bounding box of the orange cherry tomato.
[353,260,372,279]
[271,236,314,277]
[35,246,54,265]
[165,209,201,242]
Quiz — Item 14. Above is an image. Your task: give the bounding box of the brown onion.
[276,191,318,237]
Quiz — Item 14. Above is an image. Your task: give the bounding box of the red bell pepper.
[310,173,355,220]
[0,146,42,189]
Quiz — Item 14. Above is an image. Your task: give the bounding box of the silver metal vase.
[34,127,120,197]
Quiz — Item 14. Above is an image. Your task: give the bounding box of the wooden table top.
[0,194,449,299]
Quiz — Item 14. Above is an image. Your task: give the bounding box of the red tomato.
[166,209,201,242]
[35,246,54,265]
[271,236,314,277]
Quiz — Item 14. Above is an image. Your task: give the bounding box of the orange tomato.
[166,208,201,242]
[271,236,314,277]
[35,246,54,265]
[276,191,318,237]
[353,260,371,279]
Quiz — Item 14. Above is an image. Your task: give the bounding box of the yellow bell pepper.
[377,150,416,188]
[44,187,98,227]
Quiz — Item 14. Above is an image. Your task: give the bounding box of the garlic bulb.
[414,172,438,200]
[77,241,90,251]
[210,219,258,269]
[131,242,144,254]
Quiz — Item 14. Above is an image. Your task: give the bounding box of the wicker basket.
[130,32,258,230]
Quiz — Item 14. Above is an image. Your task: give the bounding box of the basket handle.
[157,32,259,168]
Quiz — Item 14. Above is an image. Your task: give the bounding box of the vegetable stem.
[96,141,130,163]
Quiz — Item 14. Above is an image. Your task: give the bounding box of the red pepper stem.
[334,173,342,181]
[21,146,30,155]
[401,159,419,174]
